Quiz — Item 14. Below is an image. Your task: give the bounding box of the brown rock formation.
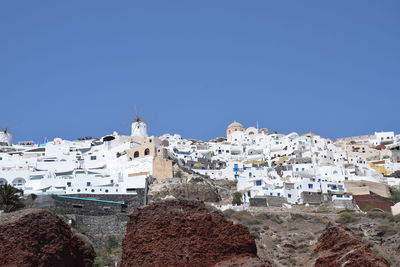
[121,199,269,267]
[0,209,94,267]
[214,256,267,266]
[314,225,390,267]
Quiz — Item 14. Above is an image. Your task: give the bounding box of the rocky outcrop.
[121,199,269,267]
[0,209,94,267]
[150,183,222,203]
[314,225,390,267]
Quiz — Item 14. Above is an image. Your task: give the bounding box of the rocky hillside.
[222,207,400,266]
[149,162,236,203]
[0,209,94,267]
[314,225,390,267]
[120,199,269,267]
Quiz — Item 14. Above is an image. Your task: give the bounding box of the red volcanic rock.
[214,256,267,267]
[314,225,390,267]
[121,199,269,267]
[0,209,94,267]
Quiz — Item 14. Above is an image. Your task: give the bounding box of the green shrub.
[254,213,272,221]
[389,186,400,203]
[0,184,25,212]
[336,212,358,224]
[232,192,243,206]
[76,227,89,235]
[55,207,68,215]
[337,209,355,214]
[367,211,390,220]
[290,213,309,221]
[376,223,398,237]
[390,214,400,223]
[105,235,119,252]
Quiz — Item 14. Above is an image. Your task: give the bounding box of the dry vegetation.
[220,207,400,267]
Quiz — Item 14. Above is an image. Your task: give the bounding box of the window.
[277,193,281,196]
[91,189,95,193]
[308,184,313,189]
[134,151,139,158]
[121,204,128,213]
[105,189,109,193]
[90,156,97,160]
[67,182,71,187]
[288,194,292,198]
[87,182,91,186]
[144,148,150,156]
[255,180,262,186]
[77,189,81,192]
[127,188,137,193]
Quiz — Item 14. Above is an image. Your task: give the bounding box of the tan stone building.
[126,136,173,180]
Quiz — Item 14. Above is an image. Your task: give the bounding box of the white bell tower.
[131,117,148,138]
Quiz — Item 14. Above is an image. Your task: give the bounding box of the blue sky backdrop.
[0,1,399,142]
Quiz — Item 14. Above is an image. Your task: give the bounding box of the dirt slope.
[0,209,94,267]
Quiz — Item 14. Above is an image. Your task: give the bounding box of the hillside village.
[0,118,400,216]
[160,121,400,214]
[1,119,400,266]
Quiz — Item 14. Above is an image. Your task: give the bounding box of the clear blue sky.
[1,1,399,143]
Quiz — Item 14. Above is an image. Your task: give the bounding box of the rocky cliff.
[0,209,94,267]
[121,199,268,267]
[314,225,390,267]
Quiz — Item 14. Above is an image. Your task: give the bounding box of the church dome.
[227,121,244,129]
[226,121,244,137]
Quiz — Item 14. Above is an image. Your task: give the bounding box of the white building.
[0,118,172,196]
[161,121,398,205]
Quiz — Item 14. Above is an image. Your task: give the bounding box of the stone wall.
[52,192,146,216]
[249,196,287,207]
[329,199,357,210]
[70,214,128,248]
[301,191,323,205]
